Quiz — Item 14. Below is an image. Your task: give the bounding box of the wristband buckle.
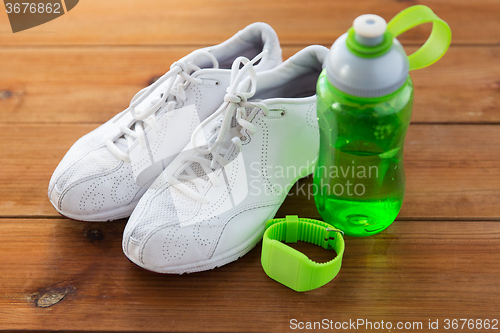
[324,227,344,250]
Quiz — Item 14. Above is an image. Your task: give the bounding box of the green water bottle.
[314,5,451,236]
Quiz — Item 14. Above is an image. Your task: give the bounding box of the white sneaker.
[48,23,282,222]
[122,45,329,273]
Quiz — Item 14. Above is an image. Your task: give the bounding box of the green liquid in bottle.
[314,70,413,237]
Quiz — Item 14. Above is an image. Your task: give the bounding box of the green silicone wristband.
[261,215,345,292]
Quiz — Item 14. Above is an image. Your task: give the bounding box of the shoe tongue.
[185,51,220,70]
[176,80,255,194]
[115,137,128,153]
[190,162,209,180]
[177,160,210,195]
[133,76,179,114]
[133,53,221,116]
[248,99,262,114]
[178,127,237,195]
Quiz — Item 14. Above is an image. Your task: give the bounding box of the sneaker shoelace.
[105,50,219,162]
[166,51,269,204]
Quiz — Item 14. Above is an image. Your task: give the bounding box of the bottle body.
[314,70,413,236]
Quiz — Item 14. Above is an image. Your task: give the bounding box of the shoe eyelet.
[280,111,286,116]
[202,79,220,87]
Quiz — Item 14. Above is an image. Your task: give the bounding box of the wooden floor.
[1,0,499,332]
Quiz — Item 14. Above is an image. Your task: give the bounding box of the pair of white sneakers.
[49,23,328,274]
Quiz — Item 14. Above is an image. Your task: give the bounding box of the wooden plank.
[0,0,498,46]
[0,219,498,332]
[1,46,499,124]
[0,124,499,219]
[0,124,94,217]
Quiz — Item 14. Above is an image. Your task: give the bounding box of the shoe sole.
[127,157,317,274]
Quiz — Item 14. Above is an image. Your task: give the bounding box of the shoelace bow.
[166,51,269,204]
[105,51,219,162]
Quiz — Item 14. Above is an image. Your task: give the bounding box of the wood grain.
[278,124,500,220]
[0,0,498,46]
[1,46,499,124]
[0,0,498,331]
[0,219,498,332]
[0,124,499,220]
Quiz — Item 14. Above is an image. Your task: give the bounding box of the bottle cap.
[353,14,387,46]
[325,5,452,98]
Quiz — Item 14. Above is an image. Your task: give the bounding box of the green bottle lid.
[325,5,452,99]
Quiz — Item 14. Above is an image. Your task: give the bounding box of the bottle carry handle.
[387,5,452,71]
